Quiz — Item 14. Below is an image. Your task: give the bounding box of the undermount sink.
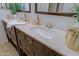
[30,26,57,39]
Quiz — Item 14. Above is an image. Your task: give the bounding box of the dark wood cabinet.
[32,37,62,56]
[2,20,18,50]
[15,28,33,56]
[11,27,17,45]
[25,34,33,55]
[2,20,11,40]
[2,20,62,56]
[15,28,62,56]
[32,38,47,56]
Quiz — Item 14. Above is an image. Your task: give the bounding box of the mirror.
[18,3,31,13]
[0,3,31,13]
[37,3,59,13]
[35,3,76,16]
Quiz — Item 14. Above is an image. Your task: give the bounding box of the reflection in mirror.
[20,3,30,12]
[17,3,31,13]
[48,3,59,12]
[37,3,77,13]
[35,3,79,16]
[37,3,59,13]
[0,3,7,9]
[61,3,75,13]
[0,3,31,13]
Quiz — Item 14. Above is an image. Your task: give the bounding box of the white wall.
[0,9,11,43]
[25,3,76,31]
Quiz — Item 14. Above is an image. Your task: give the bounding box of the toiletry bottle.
[73,32,79,51]
[66,30,77,49]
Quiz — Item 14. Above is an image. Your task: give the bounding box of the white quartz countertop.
[2,19,26,27]
[15,24,79,56]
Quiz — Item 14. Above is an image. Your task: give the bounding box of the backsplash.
[39,14,76,30]
[18,3,76,31]
[0,3,77,31]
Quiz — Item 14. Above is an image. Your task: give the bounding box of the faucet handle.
[34,14,40,25]
[45,23,53,29]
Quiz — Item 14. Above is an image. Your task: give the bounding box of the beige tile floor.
[0,42,19,56]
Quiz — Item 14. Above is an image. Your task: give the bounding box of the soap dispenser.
[66,29,77,49]
[73,32,79,51]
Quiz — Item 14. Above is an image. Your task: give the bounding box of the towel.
[7,20,26,28]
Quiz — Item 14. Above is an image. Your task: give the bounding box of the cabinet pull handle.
[19,40,21,45]
[30,41,32,44]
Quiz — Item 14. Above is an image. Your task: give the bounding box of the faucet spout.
[35,14,40,25]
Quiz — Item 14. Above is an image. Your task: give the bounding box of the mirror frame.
[17,3,31,13]
[35,3,75,17]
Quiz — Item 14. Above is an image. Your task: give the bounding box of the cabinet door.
[16,28,33,56]
[24,34,33,56]
[2,20,7,31]
[6,28,11,39]
[2,20,11,40]
[15,28,62,56]
[11,27,17,45]
[16,29,26,48]
[32,38,47,56]
[32,37,62,56]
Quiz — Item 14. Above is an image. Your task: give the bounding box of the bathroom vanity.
[2,19,62,56]
[2,19,79,56]
[15,27,62,56]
